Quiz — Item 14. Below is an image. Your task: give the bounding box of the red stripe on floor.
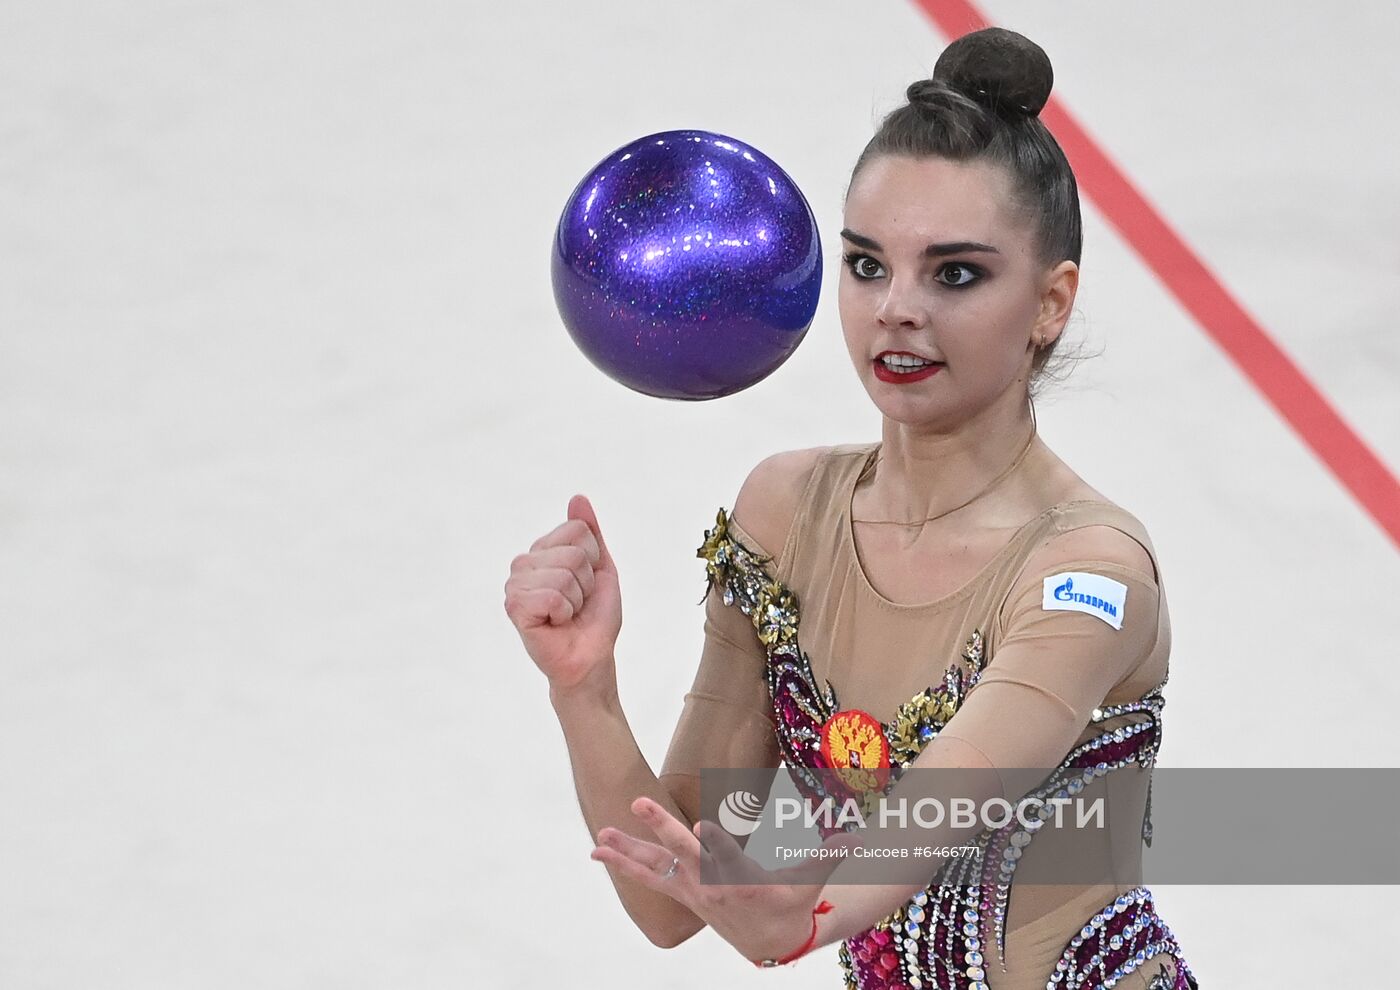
[912,0,1400,549]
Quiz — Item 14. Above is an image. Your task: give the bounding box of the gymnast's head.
[839,27,1084,428]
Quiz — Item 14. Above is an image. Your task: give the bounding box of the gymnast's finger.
[590,845,691,899]
[694,818,745,866]
[595,825,676,875]
[631,796,704,860]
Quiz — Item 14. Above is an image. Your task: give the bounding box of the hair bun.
[931,27,1053,120]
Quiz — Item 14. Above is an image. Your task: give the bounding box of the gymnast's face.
[838,154,1076,429]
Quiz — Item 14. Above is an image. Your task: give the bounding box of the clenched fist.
[503,494,623,692]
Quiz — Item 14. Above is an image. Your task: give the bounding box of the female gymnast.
[504,26,1198,990]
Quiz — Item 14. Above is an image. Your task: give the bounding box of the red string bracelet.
[752,899,835,968]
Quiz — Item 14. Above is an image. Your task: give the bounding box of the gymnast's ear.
[1033,259,1078,348]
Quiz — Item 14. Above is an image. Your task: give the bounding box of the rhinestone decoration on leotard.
[697,507,1199,990]
[1043,887,1197,990]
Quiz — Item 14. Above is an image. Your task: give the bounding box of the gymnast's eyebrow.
[840,229,1001,257]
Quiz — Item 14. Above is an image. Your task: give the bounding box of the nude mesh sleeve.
[658,549,780,780]
[935,557,1160,779]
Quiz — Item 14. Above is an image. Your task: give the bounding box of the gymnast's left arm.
[802,525,1163,951]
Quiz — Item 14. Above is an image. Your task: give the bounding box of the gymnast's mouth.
[872,357,944,380]
[874,355,944,370]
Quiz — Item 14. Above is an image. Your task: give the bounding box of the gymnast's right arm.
[502,456,809,949]
[503,491,696,947]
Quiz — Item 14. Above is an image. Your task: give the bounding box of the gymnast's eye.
[934,262,984,288]
[842,252,883,280]
[843,253,984,289]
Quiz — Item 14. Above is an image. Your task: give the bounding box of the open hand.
[590,795,861,964]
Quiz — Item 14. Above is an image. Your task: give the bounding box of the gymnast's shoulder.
[729,445,836,561]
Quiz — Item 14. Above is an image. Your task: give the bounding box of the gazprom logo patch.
[1042,572,1128,630]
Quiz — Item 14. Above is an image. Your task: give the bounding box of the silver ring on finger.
[662,855,680,879]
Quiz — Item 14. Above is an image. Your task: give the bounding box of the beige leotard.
[661,442,1186,989]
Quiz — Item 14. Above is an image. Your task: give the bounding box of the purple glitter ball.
[551,129,821,400]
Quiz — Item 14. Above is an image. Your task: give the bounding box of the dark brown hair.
[846,28,1091,394]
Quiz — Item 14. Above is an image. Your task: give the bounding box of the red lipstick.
[872,356,943,384]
